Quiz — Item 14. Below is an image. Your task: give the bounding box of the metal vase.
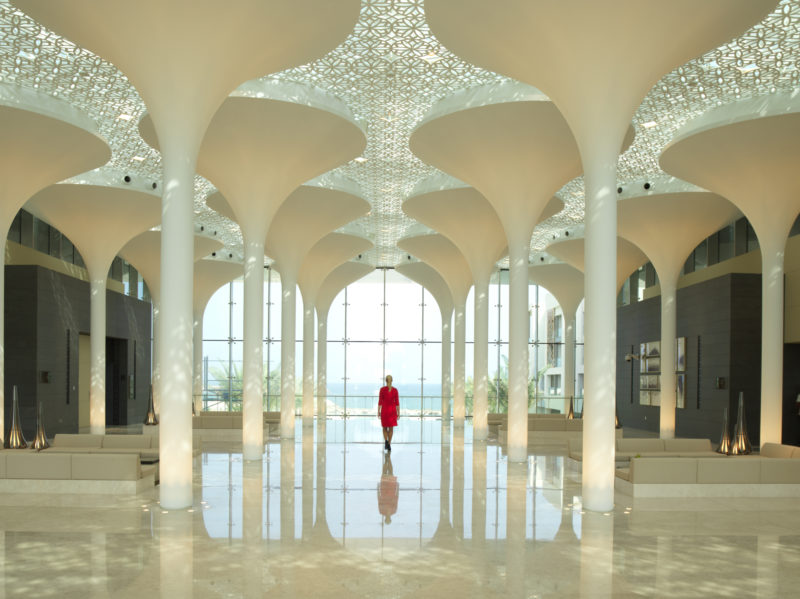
[31,400,50,450]
[717,406,732,454]
[143,385,158,426]
[5,385,27,449]
[731,391,752,455]
[566,396,574,420]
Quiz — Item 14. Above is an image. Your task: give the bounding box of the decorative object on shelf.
[566,396,574,420]
[5,385,27,449]
[31,399,50,450]
[143,385,158,426]
[731,391,752,455]
[716,406,732,454]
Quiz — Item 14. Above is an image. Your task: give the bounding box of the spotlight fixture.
[617,187,623,194]
[200,225,204,231]
[151,182,157,189]
[123,175,131,183]
[565,231,570,237]
[211,252,216,257]
[643,182,651,190]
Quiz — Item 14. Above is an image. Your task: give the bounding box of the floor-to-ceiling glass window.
[200,267,582,416]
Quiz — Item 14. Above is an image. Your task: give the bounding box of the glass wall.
[201,267,583,416]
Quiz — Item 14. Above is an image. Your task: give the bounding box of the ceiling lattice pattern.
[0,0,797,267]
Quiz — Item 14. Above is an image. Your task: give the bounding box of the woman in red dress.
[378,374,399,452]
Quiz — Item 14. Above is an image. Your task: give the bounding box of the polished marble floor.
[2,418,800,598]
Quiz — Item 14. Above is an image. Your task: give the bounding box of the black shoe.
[384,440,389,451]
[387,443,391,452]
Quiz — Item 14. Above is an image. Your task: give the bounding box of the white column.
[582,147,618,512]
[453,299,466,426]
[0,251,5,444]
[760,238,785,445]
[242,237,264,460]
[659,275,678,439]
[316,310,328,417]
[473,275,490,439]
[564,313,576,412]
[192,314,203,413]
[441,311,452,419]
[89,274,107,435]
[158,146,196,510]
[507,241,529,462]
[281,275,297,438]
[301,299,315,423]
[152,302,161,414]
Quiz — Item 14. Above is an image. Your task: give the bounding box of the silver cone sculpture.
[731,391,752,455]
[717,406,732,454]
[566,396,574,420]
[31,400,50,450]
[5,385,27,449]
[143,385,158,426]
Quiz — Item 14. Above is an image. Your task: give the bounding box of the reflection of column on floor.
[243,461,263,597]
[472,440,487,546]
[430,432,452,545]
[757,535,779,598]
[302,427,314,540]
[312,421,336,545]
[655,536,672,596]
[0,531,4,599]
[579,510,614,599]
[452,426,465,537]
[159,510,193,599]
[90,531,107,591]
[281,439,296,543]
[506,461,527,599]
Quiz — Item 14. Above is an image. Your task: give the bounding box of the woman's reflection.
[377,452,398,524]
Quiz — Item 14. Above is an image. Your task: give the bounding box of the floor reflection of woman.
[378,452,398,524]
[378,374,399,452]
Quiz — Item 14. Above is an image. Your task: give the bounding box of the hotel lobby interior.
[2,1,800,597]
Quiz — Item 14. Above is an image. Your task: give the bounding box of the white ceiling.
[1,0,797,267]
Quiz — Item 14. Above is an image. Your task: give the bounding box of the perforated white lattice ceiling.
[0,0,797,266]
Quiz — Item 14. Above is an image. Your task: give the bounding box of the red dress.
[379,386,399,427]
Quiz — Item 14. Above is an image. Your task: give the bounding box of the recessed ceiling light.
[117,113,133,121]
[736,64,758,74]
[132,156,145,162]
[353,156,368,164]
[642,121,657,129]
[421,53,441,64]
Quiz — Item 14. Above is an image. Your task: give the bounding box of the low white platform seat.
[569,437,720,462]
[193,411,282,439]
[0,451,156,494]
[45,433,162,460]
[615,442,800,498]
[498,416,623,445]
